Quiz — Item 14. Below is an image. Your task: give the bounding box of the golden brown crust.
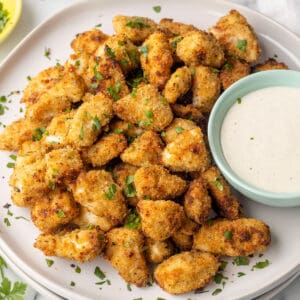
[159,18,198,36]
[171,103,204,124]
[253,58,288,72]
[145,238,174,264]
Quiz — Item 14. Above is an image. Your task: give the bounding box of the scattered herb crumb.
[212,288,222,296]
[70,281,76,286]
[46,259,54,267]
[233,256,249,266]
[75,266,81,273]
[237,272,246,277]
[251,259,270,270]
[153,6,161,13]
[127,282,132,291]
[224,230,232,240]
[44,47,51,60]
[237,97,242,104]
[94,266,106,280]
[4,218,11,227]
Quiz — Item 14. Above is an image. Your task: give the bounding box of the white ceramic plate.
[1,0,300,299]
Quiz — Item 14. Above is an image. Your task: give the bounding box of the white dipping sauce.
[221,86,300,193]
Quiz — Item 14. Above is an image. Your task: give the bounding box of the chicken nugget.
[34,228,105,262]
[154,251,219,294]
[193,218,271,256]
[202,166,242,219]
[159,18,198,36]
[104,227,149,287]
[253,58,288,72]
[145,238,174,264]
[209,10,261,63]
[137,200,184,241]
[134,165,187,200]
[176,30,225,68]
[114,84,173,132]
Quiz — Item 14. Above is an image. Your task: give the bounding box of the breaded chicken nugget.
[71,28,108,55]
[176,30,225,68]
[112,15,158,44]
[45,147,83,186]
[209,10,261,63]
[171,103,204,124]
[202,166,242,219]
[73,206,116,232]
[154,251,219,294]
[95,34,140,74]
[145,238,174,264]
[35,228,105,262]
[192,65,221,113]
[159,19,198,36]
[193,218,271,256]
[162,127,210,172]
[220,57,250,90]
[137,200,184,241]
[72,170,128,227]
[171,216,199,250]
[104,227,149,287]
[67,94,113,148]
[162,118,197,144]
[184,177,211,224]
[112,163,139,207]
[163,66,192,103]
[114,84,173,131]
[110,120,144,143]
[82,133,127,167]
[140,31,173,89]
[30,189,79,233]
[134,165,187,200]
[121,130,163,166]
[253,58,288,72]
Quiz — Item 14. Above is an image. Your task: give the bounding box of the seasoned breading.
[171,103,204,124]
[34,228,105,262]
[176,30,225,68]
[192,65,221,113]
[220,57,250,90]
[30,189,79,233]
[163,66,192,104]
[112,15,159,44]
[159,18,198,36]
[145,238,174,264]
[253,58,288,72]
[202,166,242,219]
[66,94,113,148]
[95,34,140,74]
[114,84,173,132]
[137,200,184,241]
[184,177,211,224]
[82,133,127,167]
[65,52,90,80]
[162,127,210,172]
[104,227,149,287]
[140,31,173,89]
[154,251,219,294]
[110,120,144,142]
[72,170,128,227]
[162,117,197,144]
[73,206,116,232]
[209,10,261,63]
[112,163,139,207]
[134,165,187,200]
[45,147,83,185]
[71,28,108,55]
[120,130,163,167]
[193,218,271,256]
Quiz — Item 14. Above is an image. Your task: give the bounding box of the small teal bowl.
[208,70,300,207]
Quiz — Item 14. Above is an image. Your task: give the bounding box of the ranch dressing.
[221,86,300,193]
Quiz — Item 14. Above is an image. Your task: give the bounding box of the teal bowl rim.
[208,69,300,207]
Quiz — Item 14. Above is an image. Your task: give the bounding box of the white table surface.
[0,0,299,299]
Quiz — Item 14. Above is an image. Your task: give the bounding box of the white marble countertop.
[0,0,299,299]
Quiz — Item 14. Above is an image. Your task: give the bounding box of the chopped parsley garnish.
[91,82,99,89]
[4,218,10,227]
[75,266,81,273]
[70,281,76,286]
[250,137,254,140]
[32,127,48,141]
[6,162,15,168]
[131,87,138,97]
[0,3,9,33]
[118,40,125,46]
[145,110,153,119]
[138,45,149,58]
[27,75,32,81]
[219,261,228,271]
[48,181,56,190]
[127,283,132,291]
[153,6,162,13]
[214,177,224,191]
[126,19,150,29]
[133,298,143,300]
[224,230,232,240]
[95,23,102,28]
[236,39,247,52]
[175,127,184,134]
[214,273,228,284]
[157,298,166,300]
[124,175,136,197]
[237,97,242,104]
[46,259,54,267]
[74,60,81,67]
[92,116,101,131]
[103,184,117,200]
[211,68,220,73]
[259,253,264,257]
[141,245,148,252]
[171,36,184,48]
[212,288,222,296]
[107,82,122,101]
[114,128,124,134]
[233,256,249,266]
[251,259,270,270]
[44,47,51,60]
[93,63,104,81]
[105,46,116,59]
[57,209,66,218]
[124,210,141,229]
[79,125,84,140]
[94,266,106,280]
[161,97,168,106]
[161,131,166,137]
[237,272,246,277]
[224,62,233,70]
[190,67,195,75]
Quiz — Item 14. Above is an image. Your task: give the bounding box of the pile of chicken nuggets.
[1,9,289,294]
